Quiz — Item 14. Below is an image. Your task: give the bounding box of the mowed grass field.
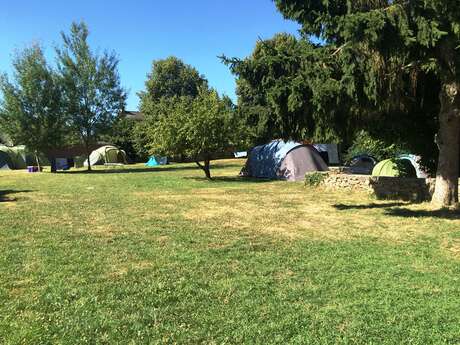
[1,159,459,344]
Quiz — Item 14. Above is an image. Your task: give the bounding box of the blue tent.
[146,156,168,167]
[244,140,328,181]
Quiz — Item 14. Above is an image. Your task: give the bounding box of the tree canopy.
[223,31,439,166]
[0,45,67,167]
[224,33,355,146]
[138,56,208,117]
[273,0,460,206]
[144,88,240,179]
[57,22,126,171]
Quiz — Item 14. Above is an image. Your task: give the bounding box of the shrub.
[305,172,326,187]
[344,130,406,162]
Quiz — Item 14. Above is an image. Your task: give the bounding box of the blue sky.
[0,0,300,109]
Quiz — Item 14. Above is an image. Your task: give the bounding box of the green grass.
[1,159,459,344]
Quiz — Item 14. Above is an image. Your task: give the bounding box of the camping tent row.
[346,154,428,178]
[84,148,168,168]
[0,144,167,170]
[242,140,329,181]
[0,144,128,170]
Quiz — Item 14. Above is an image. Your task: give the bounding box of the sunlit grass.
[1,159,459,344]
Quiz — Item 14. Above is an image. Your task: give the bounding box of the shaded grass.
[0,159,459,344]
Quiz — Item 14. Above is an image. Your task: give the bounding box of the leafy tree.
[273,1,460,206]
[344,130,406,163]
[103,116,147,163]
[131,120,152,162]
[56,22,126,171]
[0,45,67,169]
[136,57,209,159]
[138,56,208,117]
[146,89,240,179]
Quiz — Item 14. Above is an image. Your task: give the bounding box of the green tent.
[0,150,13,170]
[84,145,127,166]
[372,158,417,178]
[0,145,29,169]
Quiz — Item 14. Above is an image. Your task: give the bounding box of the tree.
[56,22,126,171]
[273,1,460,206]
[224,31,439,169]
[103,116,147,163]
[223,33,353,146]
[137,56,210,163]
[138,56,208,117]
[0,45,67,169]
[146,89,240,179]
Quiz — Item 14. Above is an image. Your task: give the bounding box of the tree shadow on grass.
[0,190,33,202]
[184,176,274,184]
[334,202,460,220]
[59,166,198,175]
[333,202,407,210]
[384,208,460,220]
[58,163,244,175]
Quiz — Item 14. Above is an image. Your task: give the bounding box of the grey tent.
[346,154,378,175]
[313,144,340,165]
[243,140,329,181]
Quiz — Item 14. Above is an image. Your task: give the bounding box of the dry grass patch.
[175,186,460,244]
[440,238,460,259]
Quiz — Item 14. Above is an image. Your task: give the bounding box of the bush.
[305,172,327,187]
[344,130,406,162]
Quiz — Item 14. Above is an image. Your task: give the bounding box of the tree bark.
[432,80,460,207]
[34,152,41,172]
[195,156,212,179]
[203,159,211,179]
[85,141,92,172]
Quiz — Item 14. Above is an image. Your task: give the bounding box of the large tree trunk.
[432,80,460,207]
[195,155,212,179]
[203,159,211,179]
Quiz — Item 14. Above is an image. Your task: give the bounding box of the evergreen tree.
[274,0,460,206]
[223,33,354,146]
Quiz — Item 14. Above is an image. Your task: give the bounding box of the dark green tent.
[0,150,13,170]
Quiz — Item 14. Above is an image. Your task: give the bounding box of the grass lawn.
[1,159,459,344]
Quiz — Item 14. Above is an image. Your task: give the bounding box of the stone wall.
[315,172,434,202]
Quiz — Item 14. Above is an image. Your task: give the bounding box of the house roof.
[120,110,144,121]
[45,143,111,158]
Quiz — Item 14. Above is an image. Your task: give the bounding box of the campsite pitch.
[0,160,459,344]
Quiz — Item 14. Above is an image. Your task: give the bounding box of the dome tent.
[372,158,417,178]
[84,145,127,166]
[347,154,378,175]
[146,156,168,167]
[398,154,428,178]
[243,140,328,181]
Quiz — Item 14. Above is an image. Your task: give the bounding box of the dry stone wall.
[311,171,434,202]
